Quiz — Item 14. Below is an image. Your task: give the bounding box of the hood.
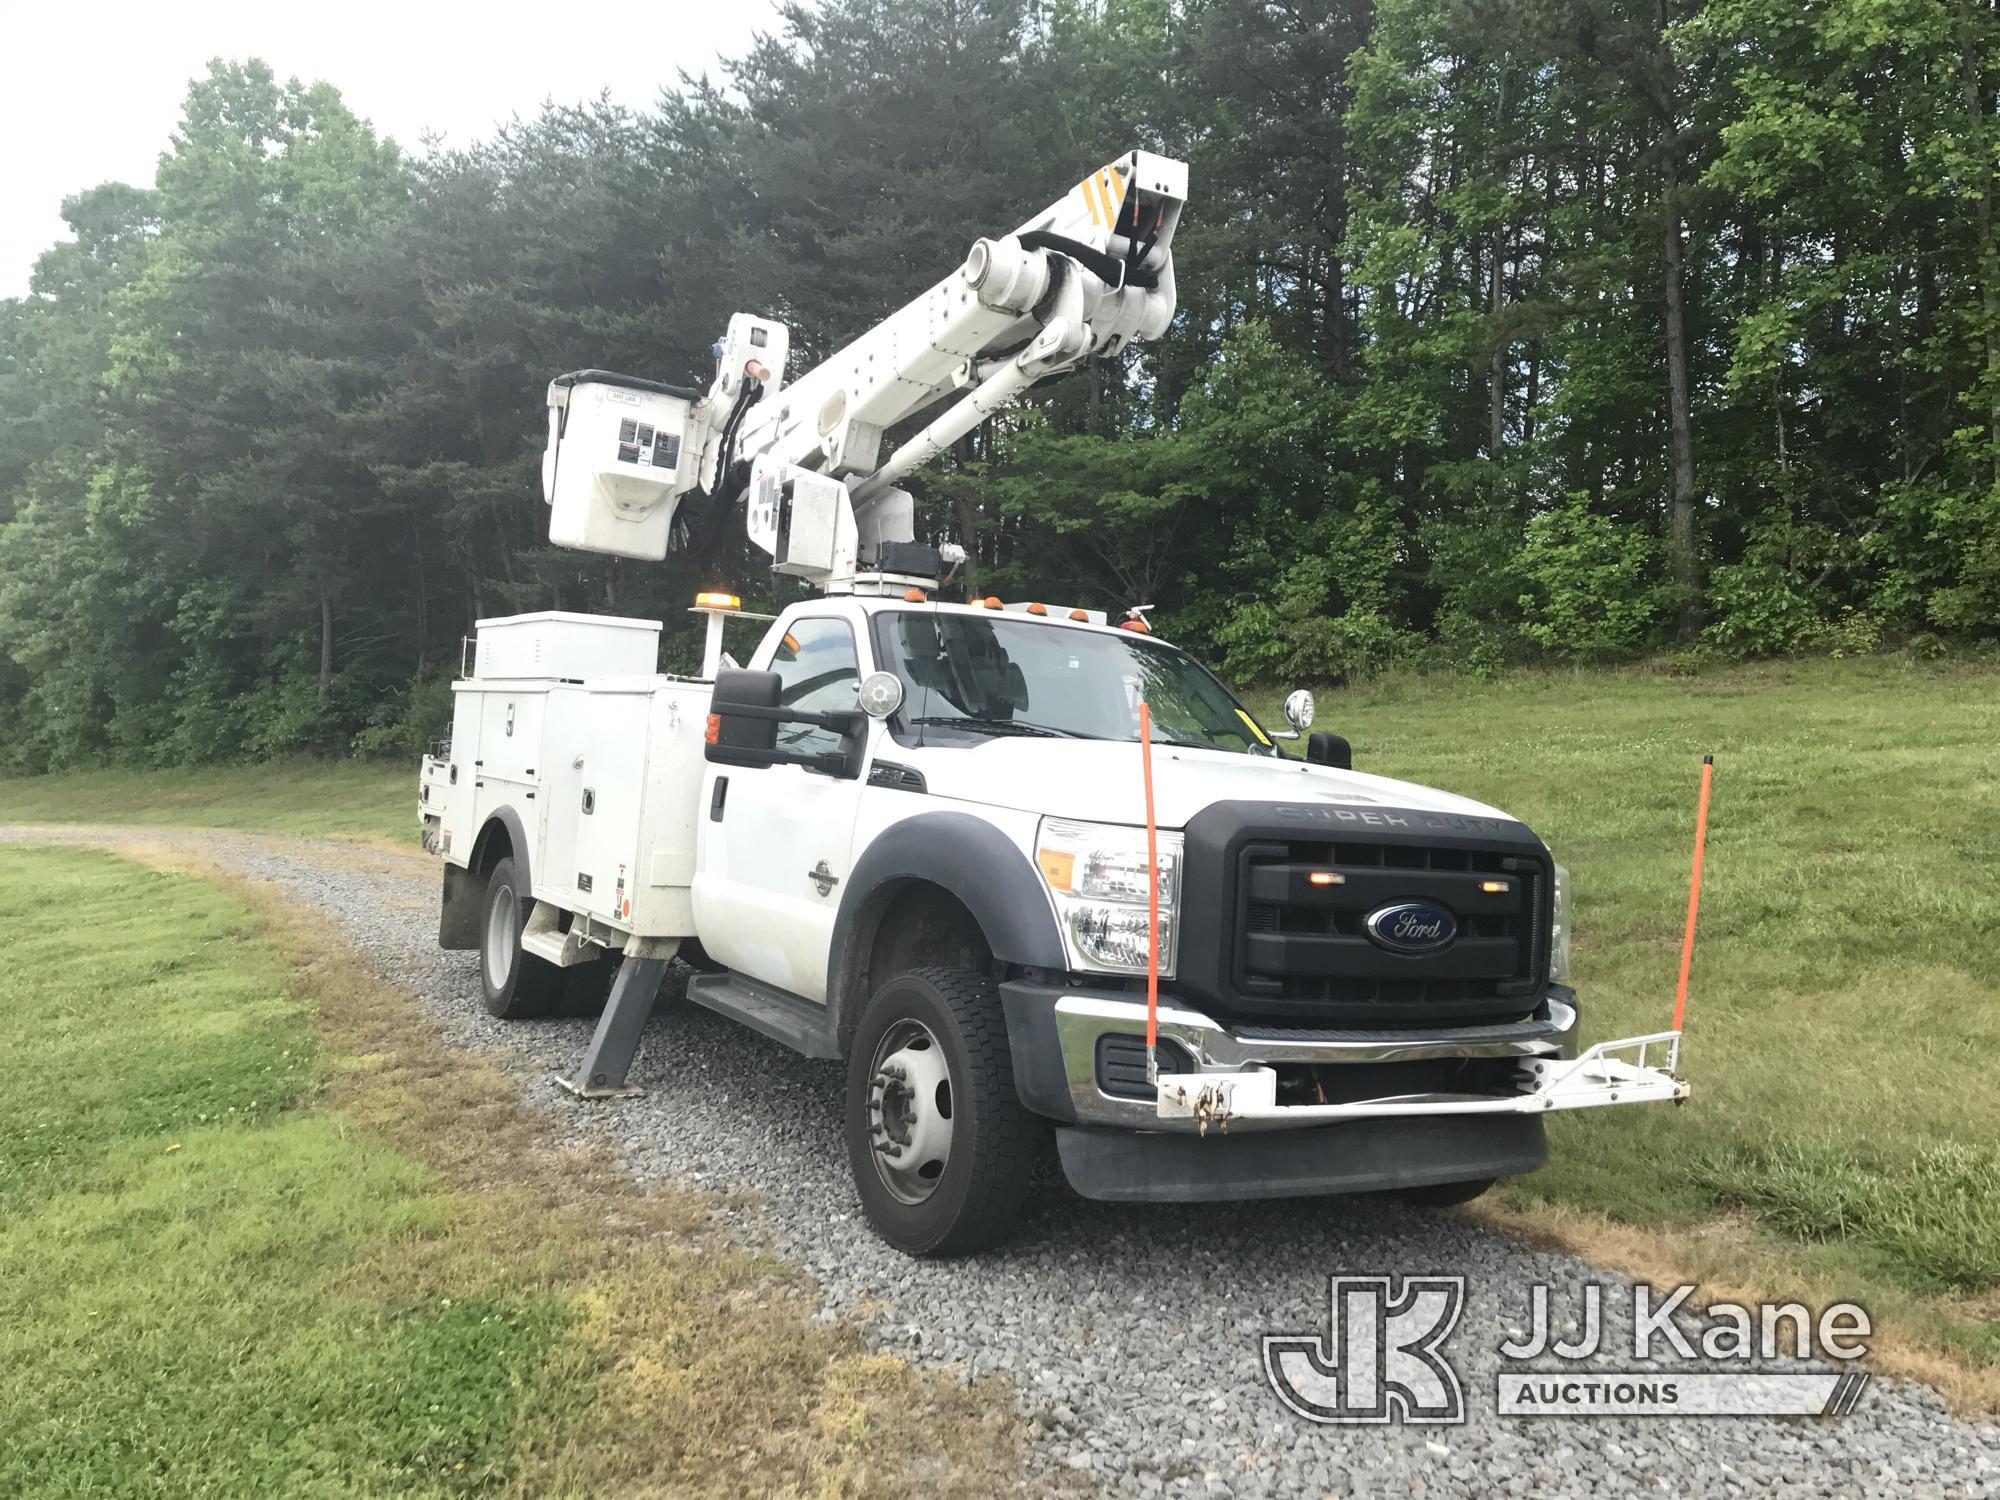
[899,737,1519,830]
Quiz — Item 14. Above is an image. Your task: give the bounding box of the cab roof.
[810,593,1139,640]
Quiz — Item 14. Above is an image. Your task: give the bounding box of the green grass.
[0,847,569,1497]
[1260,654,2000,1366]
[0,845,1027,1495]
[0,760,413,845]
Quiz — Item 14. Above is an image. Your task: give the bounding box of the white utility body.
[421,151,1686,1257]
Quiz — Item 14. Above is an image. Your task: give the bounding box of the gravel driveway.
[13,828,1997,1498]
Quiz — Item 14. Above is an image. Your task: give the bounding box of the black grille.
[1233,839,1545,1021]
[1174,800,1554,1029]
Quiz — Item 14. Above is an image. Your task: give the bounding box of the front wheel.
[843,967,1045,1256]
[478,855,566,1020]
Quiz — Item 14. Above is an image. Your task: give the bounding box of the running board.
[685,972,840,1059]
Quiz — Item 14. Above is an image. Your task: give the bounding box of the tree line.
[2,0,1996,771]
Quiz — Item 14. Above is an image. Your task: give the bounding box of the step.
[685,972,839,1059]
[521,902,595,967]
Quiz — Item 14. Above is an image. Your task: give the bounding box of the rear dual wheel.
[478,856,628,1019]
[477,855,568,1019]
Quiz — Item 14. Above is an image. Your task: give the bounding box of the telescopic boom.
[540,151,1187,593]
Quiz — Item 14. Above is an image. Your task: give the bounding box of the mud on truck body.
[418,149,1686,1255]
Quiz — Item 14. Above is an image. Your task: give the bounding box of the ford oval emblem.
[1364,901,1458,954]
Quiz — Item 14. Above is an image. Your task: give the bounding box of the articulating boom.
[540,150,1187,593]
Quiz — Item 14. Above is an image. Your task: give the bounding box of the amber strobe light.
[694,591,740,610]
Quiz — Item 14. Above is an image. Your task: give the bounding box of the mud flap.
[439,862,483,950]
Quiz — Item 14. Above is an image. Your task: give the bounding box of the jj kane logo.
[1263,1277,1466,1424]
[1263,1277,1874,1423]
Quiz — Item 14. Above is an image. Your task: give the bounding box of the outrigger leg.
[554,939,678,1099]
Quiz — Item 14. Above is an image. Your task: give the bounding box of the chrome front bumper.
[1008,987,1685,1132]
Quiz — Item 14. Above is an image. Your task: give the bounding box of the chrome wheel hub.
[866,1019,953,1205]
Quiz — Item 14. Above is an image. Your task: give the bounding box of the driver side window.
[769,618,860,758]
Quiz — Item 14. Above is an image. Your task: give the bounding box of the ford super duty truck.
[418,149,1686,1255]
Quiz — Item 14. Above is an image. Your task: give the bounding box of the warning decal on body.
[613,421,679,471]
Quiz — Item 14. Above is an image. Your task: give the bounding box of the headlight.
[1035,817,1183,976]
[1549,862,1572,983]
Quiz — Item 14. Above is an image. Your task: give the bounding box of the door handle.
[709,776,729,822]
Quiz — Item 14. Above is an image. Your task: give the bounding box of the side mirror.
[704,667,865,776]
[1307,732,1353,771]
[707,667,780,759]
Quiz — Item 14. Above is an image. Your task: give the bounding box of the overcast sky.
[0,0,783,297]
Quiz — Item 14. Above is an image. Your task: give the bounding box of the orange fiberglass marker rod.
[1139,701,1162,1064]
[1672,754,1714,1034]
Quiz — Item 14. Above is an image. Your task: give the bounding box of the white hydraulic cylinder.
[851,345,1045,506]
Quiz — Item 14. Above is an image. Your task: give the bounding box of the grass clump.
[1691,1139,2000,1298]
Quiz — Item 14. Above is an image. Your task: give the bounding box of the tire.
[559,952,619,1017]
[1399,1177,1496,1208]
[843,966,1045,1257]
[478,855,566,1020]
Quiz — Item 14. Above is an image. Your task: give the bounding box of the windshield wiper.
[908,715,1086,740]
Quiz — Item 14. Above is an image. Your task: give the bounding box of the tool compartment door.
[566,686,654,925]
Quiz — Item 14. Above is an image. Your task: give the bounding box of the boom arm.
[541,150,1187,591]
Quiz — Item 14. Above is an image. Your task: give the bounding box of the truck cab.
[425,595,1684,1255]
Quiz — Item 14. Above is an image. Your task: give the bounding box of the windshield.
[870,609,1280,757]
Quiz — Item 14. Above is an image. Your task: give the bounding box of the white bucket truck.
[419,152,1686,1255]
